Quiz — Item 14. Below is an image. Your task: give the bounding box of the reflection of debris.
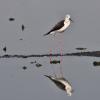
[30,61,37,64]
[22,66,27,70]
[93,61,100,66]
[75,47,87,50]
[9,18,15,21]
[50,60,60,64]
[21,24,25,31]
[44,75,73,96]
[35,63,42,68]
[3,46,7,52]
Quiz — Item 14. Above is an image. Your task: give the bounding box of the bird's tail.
[44,75,55,81]
[44,75,51,79]
[43,31,51,36]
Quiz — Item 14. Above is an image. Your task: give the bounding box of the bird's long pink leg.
[49,49,52,62]
[60,48,63,78]
[58,34,64,78]
[49,37,57,77]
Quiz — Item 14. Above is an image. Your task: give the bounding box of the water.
[0,0,100,100]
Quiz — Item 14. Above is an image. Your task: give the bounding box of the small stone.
[3,46,7,52]
[21,24,25,31]
[35,63,42,67]
[50,60,60,64]
[93,61,100,66]
[9,18,15,21]
[22,66,27,70]
[30,61,37,64]
[19,38,23,40]
[75,47,87,50]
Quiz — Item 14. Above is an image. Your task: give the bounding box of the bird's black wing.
[52,79,65,90]
[43,20,64,36]
[44,75,65,90]
[50,20,64,32]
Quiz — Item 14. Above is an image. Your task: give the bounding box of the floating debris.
[44,75,73,96]
[30,61,37,64]
[0,51,100,58]
[93,61,100,66]
[21,24,25,31]
[3,46,7,52]
[75,47,87,50]
[50,60,60,64]
[35,63,42,67]
[22,66,27,70]
[66,51,100,57]
[9,18,15,21]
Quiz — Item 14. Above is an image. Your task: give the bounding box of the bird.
[44,75,73,96]
[43,14,73,36]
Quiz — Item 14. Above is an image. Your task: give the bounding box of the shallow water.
[0,0,100,100]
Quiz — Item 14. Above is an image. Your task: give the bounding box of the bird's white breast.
[59,80,72,96]
[59,80,71,88]
[57,21,70,32]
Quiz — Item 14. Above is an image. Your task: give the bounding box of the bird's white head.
[65,14,73,22]
[65,14,71,19]
[65,84,73,96]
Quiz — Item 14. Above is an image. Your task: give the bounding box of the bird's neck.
[65,19,70,23]
[64,20,70,26]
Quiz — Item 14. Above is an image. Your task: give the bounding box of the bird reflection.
[44,75,73,96]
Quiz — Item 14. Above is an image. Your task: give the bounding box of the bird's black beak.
[70,18,73,22]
